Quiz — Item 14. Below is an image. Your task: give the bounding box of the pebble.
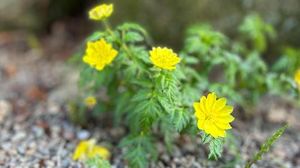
[1,142,12,151]
[161,154,170,162]
[76,130,90,140]
[11,131,26,141]
[32,126,45,137]
[62,159,70,167]
[17,145,26,155]
[0,99,12,123]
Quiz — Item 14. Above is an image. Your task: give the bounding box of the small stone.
[0,151,6,164]
[32,126,44,137]
[1,142,12,151]
[76,130,90,140]
[11,131,26,141]
[26,148,36,156]
[161,154,170,162]
[63,130,75,140]
[45,160,55,167]
[17,146,26,155]
[0,99,12,123]
[61,159,70,168]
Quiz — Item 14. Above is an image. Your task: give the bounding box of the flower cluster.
[194,92,234,138]
[83,39,118,71]
[73,139,110,161]
[149,47,181,70]
[77,3,240,166]
[89,4,113,21]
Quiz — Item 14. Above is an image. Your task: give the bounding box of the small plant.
[71,3,299,167]
[245,124,288,168]
[86,155,112,168]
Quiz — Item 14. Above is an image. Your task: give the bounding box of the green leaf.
[131,90,152,102]
[125,32,144,42]
[208,138,224,160]
[120,134,157,168]
[86,31,105,42]
[85,155,111,168]
[201,132,213,144]
[117,23,148,37]
[170,109,190,132]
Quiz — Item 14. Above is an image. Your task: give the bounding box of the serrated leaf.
[86,31,105,42]
[171,110,190,132]
[125,32,144,42]
[131,90,151,102]
[208,138,224,160]
[120,134,157,168]
[201,132,213,144]
[85,155,111,168]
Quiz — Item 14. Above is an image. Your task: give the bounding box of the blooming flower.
[149,47,181,70]
[295,69,300,88]
[73,139,111,161]
[83,39,118,71]
[89,4,114,21]
[84,96,97,108]
[193,92,234,138]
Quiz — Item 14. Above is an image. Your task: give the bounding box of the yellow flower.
[193,92,234,138]
[84,96,97,108]
[149,47,181,70]
[73,139,111,161]
[295,69,300,88]
[89,4,113,21]
[83,39,118,71]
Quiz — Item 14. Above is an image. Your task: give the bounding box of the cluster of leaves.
[71,12,298,167]
[180,14,299,109]
[73,22,198,167]
[86,155,112,168]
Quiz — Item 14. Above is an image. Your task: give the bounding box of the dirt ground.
[0,22,300,168]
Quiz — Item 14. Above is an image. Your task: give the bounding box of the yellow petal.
[82,38,118,71]
[72,139,96,161]
[205,120,226,138]
[149,47,180,70]
[216,115,235,123]
[199,96,208,114]
[88,146,111,160]
[213,120,232,130]
[197,119,206,130]
[218,106,234,115]
[206,93,216,112]
[213,98,227,112]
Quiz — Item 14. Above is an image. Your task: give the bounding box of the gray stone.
[76,130,90,140]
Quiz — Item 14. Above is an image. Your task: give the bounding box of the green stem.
[102,20,114,35]
[102,20,142,72]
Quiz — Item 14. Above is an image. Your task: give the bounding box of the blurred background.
[1,0,300,49]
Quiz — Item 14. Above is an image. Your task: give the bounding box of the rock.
[0,99,12,123]
[1,142,12,151]
[161,154,170,163]
[17,145,26,155]
[11,131,26,142]
[267,105,287,123]
[32,126,45,138]
[76,130,90,140]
